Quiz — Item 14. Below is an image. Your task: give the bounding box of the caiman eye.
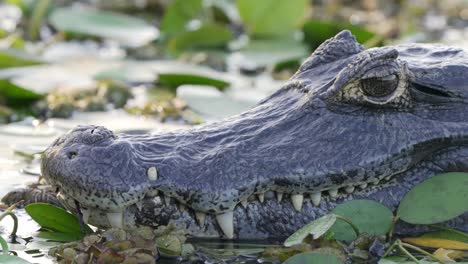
[361,74,399,97]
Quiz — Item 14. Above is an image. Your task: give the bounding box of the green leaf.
[168,23,233,51]
[284,252,343,264]
[160,0,203,35]
[0,49,43,69]
[273,58,301,74]
[302,20,379,50]
[420,230,468,244]
[25,203,91,237]
[155,235,182,256]
[284,214,337,247]
[0,79,42,106]
[240,38,308,67]
[36,231,82,242]
[330,199,393,241]
[158,73,230,90]
[397,172,468,224]
[0,255,32,264]
[237,0,308,38]
[49,7,158,47]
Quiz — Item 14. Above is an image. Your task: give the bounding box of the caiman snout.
[41,125,150,224]
[50,125,116,148]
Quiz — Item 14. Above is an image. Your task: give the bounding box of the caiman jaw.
[41,30,468,239]
[56,173,399,239]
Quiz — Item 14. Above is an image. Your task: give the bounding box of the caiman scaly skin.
[41,31,468,239]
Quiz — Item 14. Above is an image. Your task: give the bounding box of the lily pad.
[397,172,468,224]
[0,119,57,137]
[237,0,308,38]
[330,199,393,241]
[284,214,337,247]
[25,203,91,237]
[0,79,42,107]
[36,231,82,242]
[158,72,230,90]
[160,0,203,35]
[240,39,308,67]
[12,144,47,157]
[0,49,43,69]
[168,23,233,51]
[155,235,182,257]
[49,7,159,47]
[283,252,343,264]
[302,20,379,50]
[177,85,255,119]
[0,255,32,264]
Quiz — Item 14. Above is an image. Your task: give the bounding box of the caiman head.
[41,31,468,239]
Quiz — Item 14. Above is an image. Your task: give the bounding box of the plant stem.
[0,212,18,237]
[387,215,399,241]
[28,0,52,41]
[397,240,420,264]
[400,242,441,263]
[335,215,360,238]
[0,235,8,255]
[383,240,398,257]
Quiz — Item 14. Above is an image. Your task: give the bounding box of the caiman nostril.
[67,151,78,159]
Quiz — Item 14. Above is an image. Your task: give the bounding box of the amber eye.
[360,74,399,97]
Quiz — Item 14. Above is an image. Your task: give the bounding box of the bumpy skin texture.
[41,31,468,239]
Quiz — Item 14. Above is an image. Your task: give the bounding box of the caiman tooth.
[178,203,186,212]
[359,183,368,189]
[81,208,90,224]
[328,188,338,198]
[240,199,248,208]
[136,201,144,211]
[385,176,392,181]
[345,186,355,194]
[276,192,283,202]
[310,192,321,206]
[216,211,234,239]
[164,195,172,206]
[195,212,206,227]
[291,194,303,211]
[147,166,158,181]
[146,189,159,197]
[371,178,380,185]
[107,211,124,228]
[257,193,265,203]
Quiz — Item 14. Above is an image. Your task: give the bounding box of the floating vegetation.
[48,226,193,264]
[33,80,133,119]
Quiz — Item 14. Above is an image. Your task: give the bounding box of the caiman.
[40,31,468,239]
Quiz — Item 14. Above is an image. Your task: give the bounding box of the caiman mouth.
[47,158,439,240]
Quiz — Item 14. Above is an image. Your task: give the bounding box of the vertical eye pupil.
[361,75,399,97]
